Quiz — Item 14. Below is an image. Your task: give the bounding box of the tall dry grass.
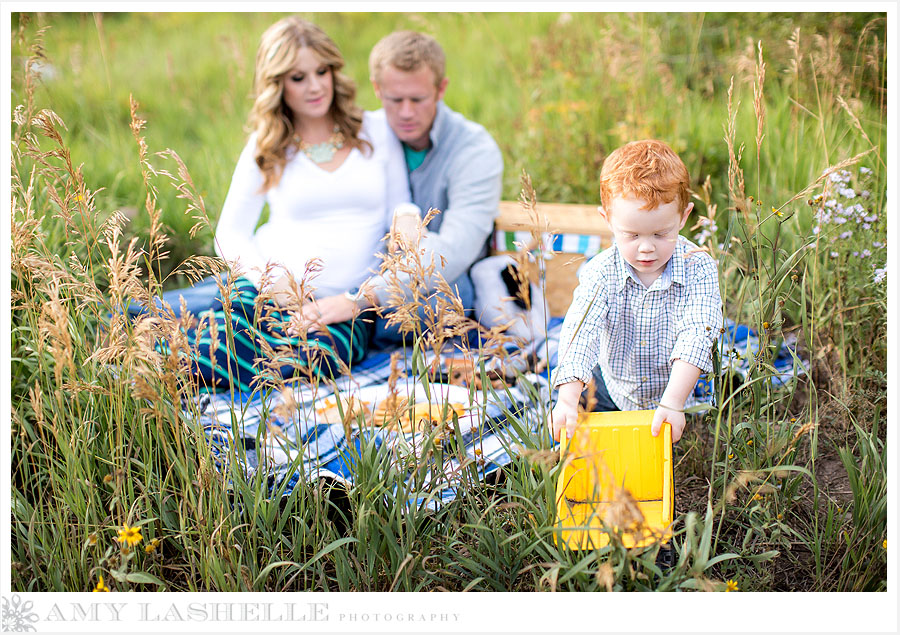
[10,12,887,592]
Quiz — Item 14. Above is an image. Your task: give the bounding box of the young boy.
[549,139,723,443]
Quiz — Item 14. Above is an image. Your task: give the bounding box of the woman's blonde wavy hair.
[249,16,369,190]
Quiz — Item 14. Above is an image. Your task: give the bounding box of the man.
[301,30,504,347]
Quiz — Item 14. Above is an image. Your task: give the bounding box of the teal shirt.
[403,143,429,172]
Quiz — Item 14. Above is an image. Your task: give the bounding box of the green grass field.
[9,10,888,597]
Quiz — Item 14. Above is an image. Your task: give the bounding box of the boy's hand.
[548,381,585,442]
[652,405,685,442]
[654,359,702,443]
[549,401,579,442]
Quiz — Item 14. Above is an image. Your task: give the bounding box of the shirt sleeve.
[367,120,503,306]
[417,132,503,284]
[669,253,723,373]
[213,134,268,288]
[362,111,412,232]
[382,123,413,226]
[552,258,610,387]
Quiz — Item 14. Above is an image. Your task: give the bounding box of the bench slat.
[496,201,612,237]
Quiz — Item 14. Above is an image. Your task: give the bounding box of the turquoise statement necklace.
[294,125,345,164]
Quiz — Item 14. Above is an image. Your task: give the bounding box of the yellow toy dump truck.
[555,410,674,554]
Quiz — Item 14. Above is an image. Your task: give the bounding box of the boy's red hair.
[600,139,690,212]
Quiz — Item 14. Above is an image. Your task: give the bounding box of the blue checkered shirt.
[553,235,723,410]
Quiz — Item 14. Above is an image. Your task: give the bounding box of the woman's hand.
[269,273,302,309]
[287,295,361,336]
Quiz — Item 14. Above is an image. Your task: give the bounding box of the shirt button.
[640,341,647,346]
[641,376,648,382]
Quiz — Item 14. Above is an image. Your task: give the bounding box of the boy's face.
[600,195,692,287]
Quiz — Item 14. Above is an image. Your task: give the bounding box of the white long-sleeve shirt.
[214,110,410,297]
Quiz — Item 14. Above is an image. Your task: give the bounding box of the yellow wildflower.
[762,322,770,329]
[145,538,161,554]
[87,533,98,546]
[725,579,738,592]
[728,453,734,460]
[93,575,109,592]
[883,539,887,550]
[117,523,143,547]
[103,473,113,484]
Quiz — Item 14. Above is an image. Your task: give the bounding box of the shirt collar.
[669,237,687,286]
[427,101,448,149]
[613,236,687,292]
[613,243,636,292]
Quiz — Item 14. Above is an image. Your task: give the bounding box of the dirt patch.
[809,443,853,507]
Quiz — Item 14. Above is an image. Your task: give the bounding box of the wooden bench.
[491,201,613,317]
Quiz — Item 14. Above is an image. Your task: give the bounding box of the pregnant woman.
[188,16,409,392]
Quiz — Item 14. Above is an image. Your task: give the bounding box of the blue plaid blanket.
[186,319,805,507]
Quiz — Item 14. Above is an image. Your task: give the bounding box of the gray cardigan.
[369,101,503,305]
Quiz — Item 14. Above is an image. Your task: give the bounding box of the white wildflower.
[828,170,851,183]
[838,187,857,199]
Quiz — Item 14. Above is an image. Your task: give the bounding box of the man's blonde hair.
[600,139,691,213]
[369,31,445,86]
